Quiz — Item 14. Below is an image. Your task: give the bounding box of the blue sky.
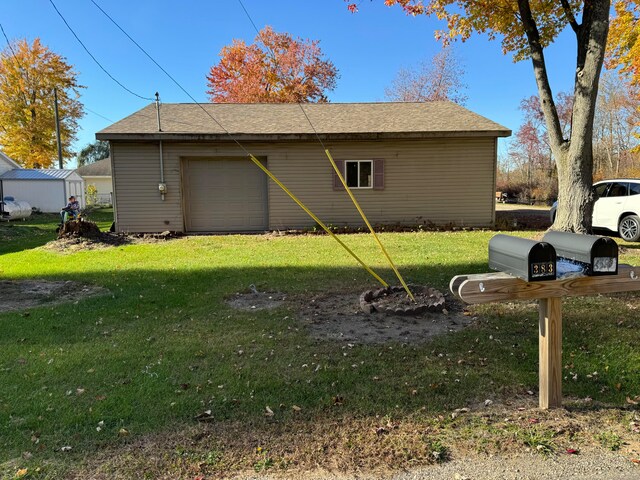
[1,0,579,167]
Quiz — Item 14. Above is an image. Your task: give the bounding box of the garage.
[97,102,511,233]
[182,157,268,232]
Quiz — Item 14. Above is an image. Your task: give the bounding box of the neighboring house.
[76,158,113,205]
[0,168,85,213]
[96,102,511,233]
[0,151,21,176]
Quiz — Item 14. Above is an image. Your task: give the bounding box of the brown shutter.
[373,159,384,190]
[333,160,345,190]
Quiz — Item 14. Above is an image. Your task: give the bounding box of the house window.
[345,160,373,189]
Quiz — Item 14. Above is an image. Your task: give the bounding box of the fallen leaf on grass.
[451,408,470,419]
[264,406,274,417]
[529,418,539,424]
[291,405,302,412]
[194,410,214,422]
[630,458,640,464]
[566,448,579,455]
[626,396,639,405]
[16,468,28,477]
[118,428,129,437]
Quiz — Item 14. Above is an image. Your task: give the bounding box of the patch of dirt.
[0,279,108,312]
[298,291,472,344]
[226,289,474,344]
[42,230,182,253]
[225,291,287,311]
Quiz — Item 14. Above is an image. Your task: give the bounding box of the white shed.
[0,169,85,213]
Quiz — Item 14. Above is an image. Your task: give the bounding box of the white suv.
[550,179,640,242]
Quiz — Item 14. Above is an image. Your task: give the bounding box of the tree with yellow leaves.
[350,1,611,233]
[608,1,640,151]
[0,38,84,168]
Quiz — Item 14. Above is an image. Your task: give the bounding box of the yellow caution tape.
[248,155,388,288]
[324,149,415,302]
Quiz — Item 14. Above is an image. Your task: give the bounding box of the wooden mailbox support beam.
[450,265,640,409]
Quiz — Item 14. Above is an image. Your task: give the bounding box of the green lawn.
[1,213,640,478]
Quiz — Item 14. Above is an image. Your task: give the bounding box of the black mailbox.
[489,234,557,282]
[541,231,618,276]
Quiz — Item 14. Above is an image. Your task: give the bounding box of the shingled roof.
[76,158,111,177]
[97,102,511,141]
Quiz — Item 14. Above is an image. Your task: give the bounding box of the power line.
[234,0,415,300]
[237,0,263,41]
[89,0,252,157]
[0,22,30,103]
[47,0,153,101]
[85,107,114,123]
[234,2,329,150]
[88,0,390,287]
[0,23,20,65]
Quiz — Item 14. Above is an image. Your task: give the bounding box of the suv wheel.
[619,215,640,242]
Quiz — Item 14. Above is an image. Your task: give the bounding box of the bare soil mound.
[44,230,182,253]
[298,291,472,344]
[58,219,102,238]
[226,288,474,344]
[360,285,445,315]
[0,279,108,312]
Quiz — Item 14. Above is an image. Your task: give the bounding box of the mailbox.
[541,231,618,276]
[489,234,557,282]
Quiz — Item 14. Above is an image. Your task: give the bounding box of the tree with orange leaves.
[0,38,83,168]
[206,26,338,104]
[349,1,611,233]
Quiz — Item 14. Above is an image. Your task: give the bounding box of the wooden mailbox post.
[450,264,640,409]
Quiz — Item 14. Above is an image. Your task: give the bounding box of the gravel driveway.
[239,450,638,479]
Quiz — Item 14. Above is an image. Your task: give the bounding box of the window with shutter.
[333,159,384,190]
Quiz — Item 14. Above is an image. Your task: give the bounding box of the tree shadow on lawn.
[0,220,58,255]
[1,263,639,472]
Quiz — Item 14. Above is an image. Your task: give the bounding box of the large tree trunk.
[519,0,610,233]
[554,145,593,233]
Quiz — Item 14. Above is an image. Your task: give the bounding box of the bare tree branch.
[517,0,565,151]
[560,0,580,33]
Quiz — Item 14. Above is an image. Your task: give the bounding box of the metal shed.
[0,169,85,213]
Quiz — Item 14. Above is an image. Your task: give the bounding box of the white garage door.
[183,157,268,232]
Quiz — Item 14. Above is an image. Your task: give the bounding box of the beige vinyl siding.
[267,138,495,229]
[111,142,183,232]
[110,138,496,233]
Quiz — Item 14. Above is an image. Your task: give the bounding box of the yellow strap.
[248,155,388,288]
[325,150,415,302]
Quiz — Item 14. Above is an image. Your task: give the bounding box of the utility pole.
[53,87,63,169]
